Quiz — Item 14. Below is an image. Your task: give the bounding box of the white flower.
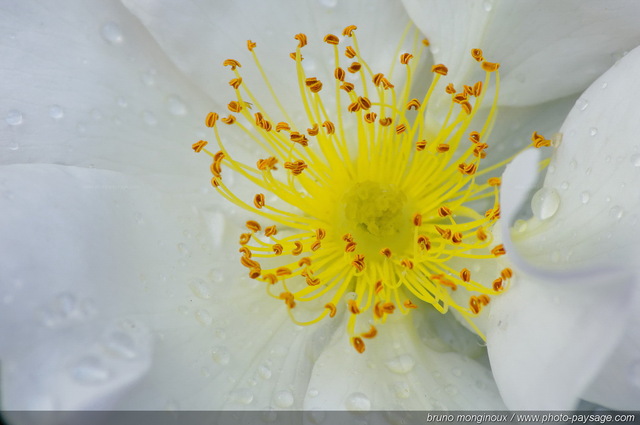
[1,0,640,417]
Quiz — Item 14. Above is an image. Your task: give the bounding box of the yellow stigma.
[192,25,548,353]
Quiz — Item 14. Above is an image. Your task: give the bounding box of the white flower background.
[2,0,640,419]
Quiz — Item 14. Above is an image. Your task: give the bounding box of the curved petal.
[304,313,505,411]
[581,287,640,410]
[0,164,340,412]
[402,0,640,106]
[486,269,634,410]
[513,44,640,272]
[0,164,185,410]
[0,0,212,189]
[494,44,640,409]
[121,0,415,110]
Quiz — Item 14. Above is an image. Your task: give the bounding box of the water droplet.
[257,364,272,380]
[166,95,187,116]
[142,110,157,126]
[576,98,589,111]
[345,392,371,411]
[629,361,640,387]
[483,0,493,11]
[229,388,254,405]
[104,331,137,359]
[141,69,156,86]
[630,154,640,167]
[385,354,415,374]
[49,105,64,120]
[6,109,23,126]
[211,346,230,365]
[513,219,528,233]
[100,22,123,45]
[560,181,569,190]
[601,82,608,89]
[430,45,440,54]
[273,390,294,408]
[195,310,213,326]
[531,187,560,220]
[117,97,128,108]
[308,388,319,397]
[392,382,411,399]
[189,278,211,299]
[318,0,337,7]
[569,159,578,170]
[580,191,591,204]
[70,356,110,384]
[589,127,598,137]
[609,205,624,220]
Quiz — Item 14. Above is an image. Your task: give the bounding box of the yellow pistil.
[192,25,549,353]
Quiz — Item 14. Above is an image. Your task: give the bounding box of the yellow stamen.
[192,24,544,353]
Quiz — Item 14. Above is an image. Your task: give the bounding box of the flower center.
[191,25,550,353]
[342,181,411,254]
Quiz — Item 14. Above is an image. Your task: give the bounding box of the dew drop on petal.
[307,388,319,397]
[630,154,640,167]
[211,346,230,365]
[601,82,608,89]
[104,330,137,359]
[273,389,294,408]
[49,105,64,120]
[385,354,415,374]
[483,0,493,11]
[576,98,589,111]
[195,309,213,326]
[531,188,560,220]
[589,127,598,137]
[189,278,211,299]
[609,205,624,220]
[142,110,157,126]
[580,191,591,204]
[257,364,272,380]
[229,388,254,405]
[345,392,371,411]
[70,356,111,384]
[100,22,124,45]
[5,110,23,126]
[167,95,187,116]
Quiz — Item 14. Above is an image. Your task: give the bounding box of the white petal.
[514,45,640,272]
[0,1,212,188]
[494,44,640,409]
[582,287,640,410]
[402,0,640,106]
[0,164,185,410]
[487,269,634,410]
[304,313,506,411]
[121,0,413,109]
[0,163,336,411]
